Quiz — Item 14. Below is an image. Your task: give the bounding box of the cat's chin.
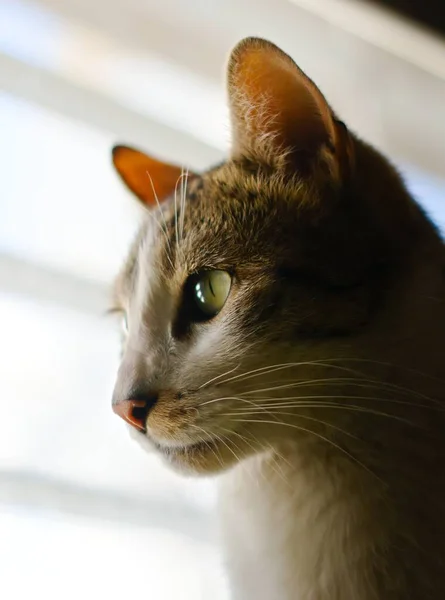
[155,437,242,476]
[129,426,248,475]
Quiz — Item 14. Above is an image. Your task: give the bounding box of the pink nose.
[112,394,158,432]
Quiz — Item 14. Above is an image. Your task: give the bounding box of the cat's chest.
[217,447,370,600]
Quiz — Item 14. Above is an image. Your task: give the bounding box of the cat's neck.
[219,445,381,600]
[218,275,445,600]
[219,417,445,600]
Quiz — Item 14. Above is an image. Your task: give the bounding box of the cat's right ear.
[112,145,187,207]
[226,38,353,181]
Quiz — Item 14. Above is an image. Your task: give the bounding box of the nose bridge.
[134,253,173,342]
[112,259,174,429]
[113,348,153,405]
[112,353,140,407]
[112,348,162,432]
[114,311,174,390]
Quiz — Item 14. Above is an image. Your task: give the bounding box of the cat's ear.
[227,37,353,179]
[112,145,188,207]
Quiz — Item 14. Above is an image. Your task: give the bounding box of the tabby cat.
[110,37,445,599]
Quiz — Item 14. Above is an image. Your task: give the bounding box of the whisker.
[180,169,185,244]
[223,427,291,486]
[197,363,240,390]
[214,361,372,392]
[245,427,297,474]
[145,210,175,270]
[225,427,291,486]
[215,360,442,406]
[212,431,245,466]
[222,410,361,441]
[235,393,440,411]
[198,395,296,431]
[144,170,175,266]
[219,426,258,454]
[189,424,224,470]
[180,169,189,244]
[145,171,170,241]
[236,378,413,398]
[214,360,373,387]
[284,378,438,403]
[197,396,300,428]
[197,395,255,408]
[239,379,438,404]
[173,172,182,258]
[321,357,445,384]
[215,361,312,387]
[227,402,419,428]
[219,428,262,485]
[230,418,381,482]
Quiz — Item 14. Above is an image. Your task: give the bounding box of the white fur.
[219,444,382,600]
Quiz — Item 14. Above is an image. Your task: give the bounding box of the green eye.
[193,270,232,318]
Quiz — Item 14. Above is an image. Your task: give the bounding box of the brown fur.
[110,37,445,599]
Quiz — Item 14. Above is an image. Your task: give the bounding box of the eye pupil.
[208,277,215,297]
[190,270,231,321]
[173,269,233,338]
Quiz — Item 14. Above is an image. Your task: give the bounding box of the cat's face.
[109,38,436,475]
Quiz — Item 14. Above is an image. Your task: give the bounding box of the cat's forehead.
[153,168,280,270]
[161,162,311,253]
[121,162,335,296]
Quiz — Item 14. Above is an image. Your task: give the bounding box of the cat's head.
[109,38,441,475]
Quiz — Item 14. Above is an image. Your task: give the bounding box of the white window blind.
[0,1,443,599]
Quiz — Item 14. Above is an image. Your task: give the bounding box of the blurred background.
[0,0,444,598]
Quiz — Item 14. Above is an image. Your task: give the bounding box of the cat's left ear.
[227,37,354,180]
[112,145,190,207]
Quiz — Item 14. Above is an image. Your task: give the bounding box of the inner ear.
[227,37,353,179]
[112,145,191,207]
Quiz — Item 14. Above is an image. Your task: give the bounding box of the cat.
[109,37,445,599]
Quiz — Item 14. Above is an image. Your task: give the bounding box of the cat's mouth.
[129,422,247,474]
